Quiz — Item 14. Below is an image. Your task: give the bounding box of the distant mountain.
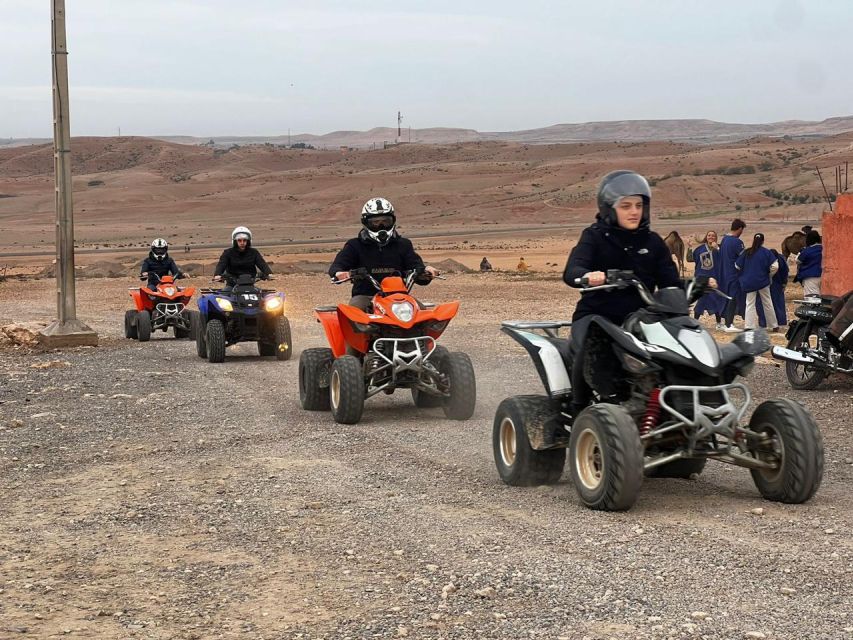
[4,116,853,150]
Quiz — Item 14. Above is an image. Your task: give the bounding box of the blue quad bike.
[194,274,293,363]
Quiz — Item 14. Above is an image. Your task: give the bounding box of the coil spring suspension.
[640,388,662,436]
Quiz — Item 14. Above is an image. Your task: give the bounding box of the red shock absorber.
[640,388,662,436]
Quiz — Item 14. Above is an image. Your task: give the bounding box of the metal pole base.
[39,319,98,348]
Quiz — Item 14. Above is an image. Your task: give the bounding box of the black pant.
[569,315,595,413]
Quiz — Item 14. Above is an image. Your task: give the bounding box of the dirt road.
[1,275,852,639]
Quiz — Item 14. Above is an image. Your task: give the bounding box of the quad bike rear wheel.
[412,345,449,408]
[206,319,226,363]
[440,351,476,420]
[569,403,644,511]
[493,395,565,486]
[299,348,333,410]
[136,310,152,342]
[186,310,200,341]
[195,316,207,358]
[329,355,364,424]
[785,325,828,390]
[124,310,138,339]
[748,398,824,503]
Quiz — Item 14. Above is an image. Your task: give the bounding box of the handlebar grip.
[574,277,589,286]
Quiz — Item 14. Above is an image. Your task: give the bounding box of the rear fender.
[785,319,807,344]
[315,309,349,358]
[588,316,652,359]
[129,288,150,312]
[501,326,571,397]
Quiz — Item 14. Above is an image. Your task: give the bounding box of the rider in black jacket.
[140,238,184,287]
[329,198,438,309]
[213,226,272,285]
[563,170,681,420]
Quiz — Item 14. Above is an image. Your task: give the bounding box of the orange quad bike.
[300,268,476,424]
[125,274,198,342]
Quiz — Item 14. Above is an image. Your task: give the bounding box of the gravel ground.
[1,274,852,640]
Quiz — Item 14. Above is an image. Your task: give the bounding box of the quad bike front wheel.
[195,317,207,358]
[299,348,333,410]
[124,310,138,339]
[747,398,824,504]
[329,355,364,424]
[274,316,292,361]
[136,310,152,342]
[412,345,449,408]
[569,403,644,511]
[440,351,476,420]
[174,310,194,339]
[206,319,226,363]
[785,325,828,390]
[492,395,565,486]
[186,310,200,341]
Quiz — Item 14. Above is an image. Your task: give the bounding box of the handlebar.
[576,270,729,306]
[331,268,442,293]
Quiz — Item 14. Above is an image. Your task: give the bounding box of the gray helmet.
[596,170,651,229]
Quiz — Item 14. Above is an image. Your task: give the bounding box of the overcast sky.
[1,0,851,138]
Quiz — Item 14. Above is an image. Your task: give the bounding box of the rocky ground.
[1,274,852,639]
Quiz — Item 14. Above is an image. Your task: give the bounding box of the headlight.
[265,297,282,311]
[215,297,233,312]
[163,287,176,296]
[391,301,414,322]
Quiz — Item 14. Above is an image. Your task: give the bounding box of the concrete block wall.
[822,193,853,296]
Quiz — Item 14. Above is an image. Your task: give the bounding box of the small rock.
[393,549,404,556]
[647,616,663,622]
[691,611,709,620]
[745,633,766,639]
[397,626,409,638]
[429,613,443,621]
[825,529,836,535]
[780,587,796,595]
[475,586,496,598]
[749,508,765,516]
[441,583,457,599]
[425,563,439,572]
[8,419,24,429]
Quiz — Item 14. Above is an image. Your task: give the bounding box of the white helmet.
[150,238,168,260]
[360,197,396,246]
[231,226,252,248]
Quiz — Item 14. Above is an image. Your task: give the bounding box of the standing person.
[689,230,725,329]
[735,233,779,331]
[794,229,822,298]
[213,226,272,287]
[563,170,682,421]
[718,218,747,332]
[757,247,788,331]
[329,197,439,312]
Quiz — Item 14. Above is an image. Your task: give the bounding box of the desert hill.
[0,133,850,256]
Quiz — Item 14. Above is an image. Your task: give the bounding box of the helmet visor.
[365,215,395,232]
[152,245,167,256]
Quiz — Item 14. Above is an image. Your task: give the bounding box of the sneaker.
[715,322,725,331]
[723,325,743,333]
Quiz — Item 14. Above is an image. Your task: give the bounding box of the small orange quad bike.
[125,274,197,342]
[300,268,476,424]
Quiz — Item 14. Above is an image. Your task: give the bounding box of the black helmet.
[596,170,651,229]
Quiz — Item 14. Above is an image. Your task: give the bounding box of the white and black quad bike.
[493,270,824,511]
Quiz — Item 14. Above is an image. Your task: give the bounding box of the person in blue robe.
[757,248,788,330]
[689,230,725,328]
[718,219,747,332]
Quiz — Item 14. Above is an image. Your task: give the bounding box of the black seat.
[314,305,339,312]
[719,342,745,367]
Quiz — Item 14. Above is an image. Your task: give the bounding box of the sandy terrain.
[1,273,852,639]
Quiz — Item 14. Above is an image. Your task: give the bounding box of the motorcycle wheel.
[299,348,333,410]
[329,356,364,424]
[206,319,226,363]
[136,310,152,342]
[748,398,824,503]
[440,351,476,420]
[569,403,644,511]
[785,325,829,390]
[492,395,565,486]
[124,310,138,339]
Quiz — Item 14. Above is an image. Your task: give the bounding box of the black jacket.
[214,247,272,280]
[329,231,429,297]
[563,222,680,324]
[140,253,181,287]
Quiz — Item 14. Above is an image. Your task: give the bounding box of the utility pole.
[40,0,97,347]
[288,128,291,147]
[397,110,402,144]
